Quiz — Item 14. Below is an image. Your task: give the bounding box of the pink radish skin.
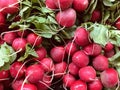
[88,78,103,90]
[68,62,79,76]
[50,46,65,63]
[91,10,101,22]
[12,38,27,52]
[0,70,9,80]
[27,33,42,47]
[0,13,5,25]
[0,83,4,90]
[104,49,115,58]
[72,51,89,68]
[115,18,120,29]
[25,64,44,83]
[74,27,90,46]
[63,74,76,87]
[65,42,78,56]
[12,79,23,90]
[54,62,67,78]
[73,0,89,12]
[70,80,87,90]
[53,0,73,10]
[100,68,119,88]
[92,55,108,71]
[45,0,57,9]
[56,8,76,28]
[10,62,26,79]
[79,66,96,82]
[83,43,102,56]
[104,42,114,52]
[3,32,17,44]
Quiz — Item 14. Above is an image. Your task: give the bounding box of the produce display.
[0,0,120,90]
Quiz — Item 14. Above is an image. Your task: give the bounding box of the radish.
[17,30,29,37]
[0,0,19,14]
[35,47,47,61]
[50,46,65,62]
[40,58,54,72]
[100,68,119,88]
[25,64,44,83]
[53,0,73,10]
[63,74,76,87]
[27,33,42,47]
[65,42,78,56]
[70,80,87,90]
[10,62,26,79]
[45,0,57,9]
[72,50,89,68]
[92,55,108,71]
[74,27,90,46]
[83,43,102,56]
[115,17,120,29]
[0,70,9,80]
[68,62,79,76]
[0,13,5,25]
[12,38,27,51]
[55,8,76,28]
[104,42,114,52]
[54,61,67,78]
[0,83,4,90]
[3,32,17,44]
[79,66,96,82]
[104,49,115,58]
[91,10,101,22]
[18,83,37,90]
[88,78,103,90]
[12,79,23,90]
[73,0,89,12]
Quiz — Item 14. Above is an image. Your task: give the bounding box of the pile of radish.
[0,0,120,90]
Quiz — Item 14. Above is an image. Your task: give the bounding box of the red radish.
[25,64,44,83]
[100,68,119,88]
[68,62,79,76]
[72,50,89,68]
[3,32,17,44]
[0,13,5,25]
[83,43,102,56]
[27,33,42,47]
[104,42,114,52]
[0,0,19,14]
[91,10,101,22]
[70,80,87,90]
[74,27,90,46]
[18,83,37,90]
[79,66,96,82]
[54,61,67,78]
[12,38,27,51]
[17,30,29,37]
[35,47,47,61]
[0,70,9,80]
[63,74,76,87]
[56,8,76,27]
[45,0,57,9]
[0,83,4,90]
[65,42,78,56]
[10,62,26,79]
[92,55,108,71]
[53,0,73,10]
[73,0,89,12]
[13,15,21,22]
[104,49,115,58]
[12,79,23,90]
[115,17,120,29]
[88,78,103,90]
[40,58,54,72]
[50,46,65,62]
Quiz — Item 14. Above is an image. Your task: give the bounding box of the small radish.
[79,66,96,82]
[83,43,102,56]
[115,17,120,30]
[68,62,79,76]
[3,32,17,44]
[25,64,44,83]
[0,83,4,90]
[100,68,119,88]
[70,80,87,90]
[50,46,65,63]
[0,70,9,80]
[54,61,67,78]
[12,79,23,90]
[12,38,27,52]
[56,8,76,28]
[74,27,90,47]
[104,49,115,58]
[45,0,57,9]
[73,0,89,12]
[63,74,76,87]
[92,55,108,71]
[72,50,89,68]
[88,78,103,90]
[17,30,29,37]
[27,33,42,47]
[91,10,101,22]
[0,13,5,25]
[53,0,73,10]
[10,62,26,79]
[104,42,114,52]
